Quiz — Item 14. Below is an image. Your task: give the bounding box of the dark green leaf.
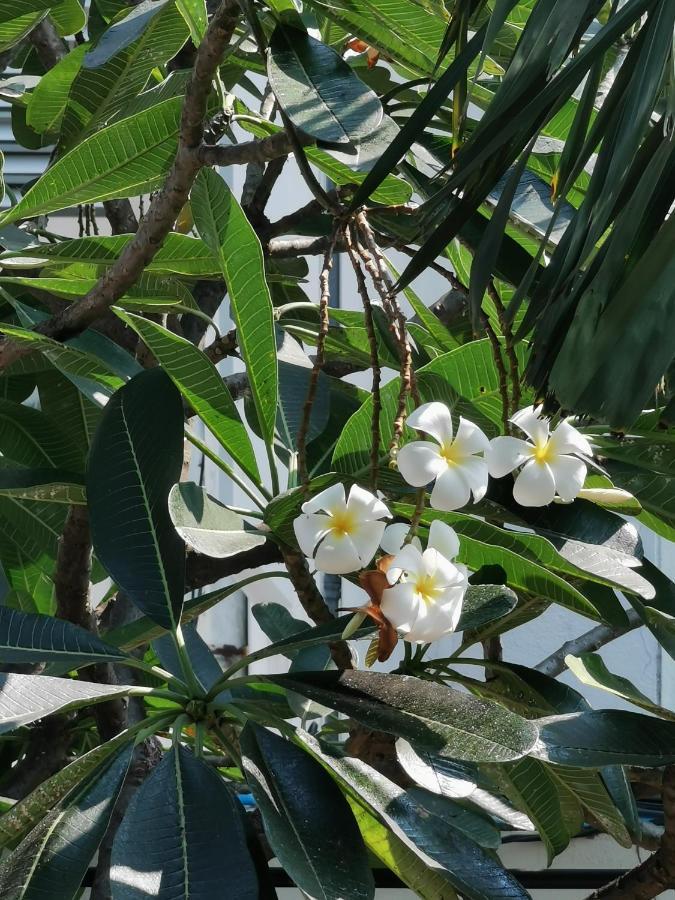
[270,670,538,763]
[0,746,133,900]
[457,583,518,631]
[296,729,529,900]
[536,710,675,767]
[87,368,185,631]
[0,606,129,667]
[241,724,374,900]
[268,24,382,147]
[120,312,261,485]
[111,746,258,899]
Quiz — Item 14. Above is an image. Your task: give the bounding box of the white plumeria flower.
[486,406,594,507]
[293,483,391,575]
[380,520,468,643]
[380,522,422,555]
[397,402,490,511]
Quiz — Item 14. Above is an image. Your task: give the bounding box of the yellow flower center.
[414,573,441,604]
[439,441,461,465]
[328,507,357,537]
[533,439,554,465]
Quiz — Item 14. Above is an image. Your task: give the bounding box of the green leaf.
[0,746,132,900]
[118,312,260,484]
[241,724,375,900]
[1,234,220,276]
[296,729,529,900]
[192,168,278,445]
[270,670,538,763]
[87,368,185,631]
[406,787,501,851]
[604,460,675,542]
[350,25,486,208]
[493,758,571,863]
[457,583,518,631]
[176,0,206,43]
[60,0,189,146]
[566,652,675,720]
[334,340,527,472]
[26,43,87,135]
[0,97,182,227]
[535,710,675,767]
[251,601,310,652]
[1,273,196,313]
[85,0,175,67]
[219,614,374,675]
[235,103,411,206]
[111,745,258,899]
[268,24,382,147]
[345,797,460,900]
[0,673,134,734]
[0,606,129,667]
[168,482,265,558]
[0,11,45,53]
[0,728,136,849]
[302,0,447,76]
[0,399,84,470]
[395,506,609,623]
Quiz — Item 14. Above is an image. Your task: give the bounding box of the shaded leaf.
[168,482,265,558]
[87,368,185,631]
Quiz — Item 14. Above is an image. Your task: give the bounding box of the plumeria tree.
[0,0,673,898]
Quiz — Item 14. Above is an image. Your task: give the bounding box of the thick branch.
[281,547,353,670]
[102,199,139,235]
[196,130,310,167]
[587,765,675,899]
[534,608,642,677]
[0,0,241,372]
[28,16,67,68]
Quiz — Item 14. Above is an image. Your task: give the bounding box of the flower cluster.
[292,403,593,651]
[396,401,593,510]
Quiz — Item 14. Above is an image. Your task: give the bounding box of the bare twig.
[534,607,643,677]
[297,233,336,486]
[487,279,520,414]
[345,224,381,489]
[197,130,311,167]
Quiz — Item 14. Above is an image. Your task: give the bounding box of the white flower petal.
[548,454,587,502]
[387,544,424,584]
[293,513,330,557]
[513,460,556,507]
[421,548,464,588]
[427,519,460,561]
[430,467,471,511]
[511,406,549,445]
[456,456,489,503]
[352,519,387,568]
[381,582,419,633]
[548,420,594,458]
[407,401,454,445]
[454,417,490,455]
[405,599,458,643]
[302,482,346,515]
[347,483,391,521]
[486,436,532,478]
[381,523,422,554]
[313,533,361,574]
[397,441,446,487]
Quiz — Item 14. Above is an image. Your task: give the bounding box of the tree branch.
[196,130,311,167]
[28,16,67,68]
[0,0,241,372]
[534,607,643,677]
